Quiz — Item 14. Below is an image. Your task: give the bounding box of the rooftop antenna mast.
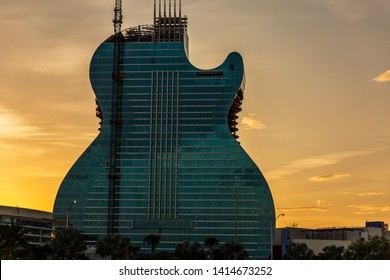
[113,0,123,34]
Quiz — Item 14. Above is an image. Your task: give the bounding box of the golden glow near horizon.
[1,0,390,228]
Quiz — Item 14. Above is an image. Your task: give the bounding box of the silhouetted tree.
[51,228,87,260]
[96,235,136,260]
[0,219,29,259]
[128,243,140,260]
[175,241,206,260]
[216,241,248,260]
[143,234,161,256]
[284,242,315,260]
[343,236,390,260]
[204,237,219,259]
[30,244,54,260]
[317,245,345,260]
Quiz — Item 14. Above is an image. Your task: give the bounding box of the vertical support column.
[179,0,182,41]
[113,0,123,34]
[158,0,162,42]
[153,71,160,219]
[163,0,167,42]
[164,0,167,19]
[154,0,156,26]
[164,70,169,219]
[174,0,177,41]
[174,70,180,219]
[169,70,175,219]
[168,0,172,41]
[148,71,154,219]
[158,71,164,219]
[179,0,182,19]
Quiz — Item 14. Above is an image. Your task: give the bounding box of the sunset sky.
[1,0,389,228]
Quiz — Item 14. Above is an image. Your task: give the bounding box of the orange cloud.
[372,70,390,83]
[356,192,386,197]
[0,106,37,137]
[348,205,390,215]
[309,173,351,182]
[240,115,267,130]
[268,148,382,180]
[279,200,331,212]
[343,192,386,197]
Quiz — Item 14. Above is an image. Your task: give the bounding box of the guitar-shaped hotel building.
[53,0,275,259]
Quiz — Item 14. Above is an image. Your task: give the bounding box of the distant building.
[0,205,54,245]
[274,221,389,257]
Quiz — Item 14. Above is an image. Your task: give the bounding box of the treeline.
[282,236,390,260]
[0,224,248,260]
[2,221,390,260]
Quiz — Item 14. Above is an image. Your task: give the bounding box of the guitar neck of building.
[154,0,187,42]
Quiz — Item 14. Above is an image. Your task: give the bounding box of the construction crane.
[108,0,124,235]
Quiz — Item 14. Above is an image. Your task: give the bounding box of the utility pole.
[66,200,77,228]
[271,213,285,260]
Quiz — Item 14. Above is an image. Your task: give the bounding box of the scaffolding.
[107,0,188,43]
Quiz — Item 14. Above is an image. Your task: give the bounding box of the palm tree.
[51,227,87,260]
[218,241,248,260]
[0,219,29,259]
[175,241,193,260]
[96,235,138,260]
[191,241,205,259]
[204,237,219,259]
[96,235,128,260]
[128,244,140,260]
[175,241,206,260]
[143,234,161,256]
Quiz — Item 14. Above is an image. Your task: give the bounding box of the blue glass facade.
[53,9,275,259]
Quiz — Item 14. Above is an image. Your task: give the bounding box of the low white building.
[0,205,54,245]
[274,221,389,257]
